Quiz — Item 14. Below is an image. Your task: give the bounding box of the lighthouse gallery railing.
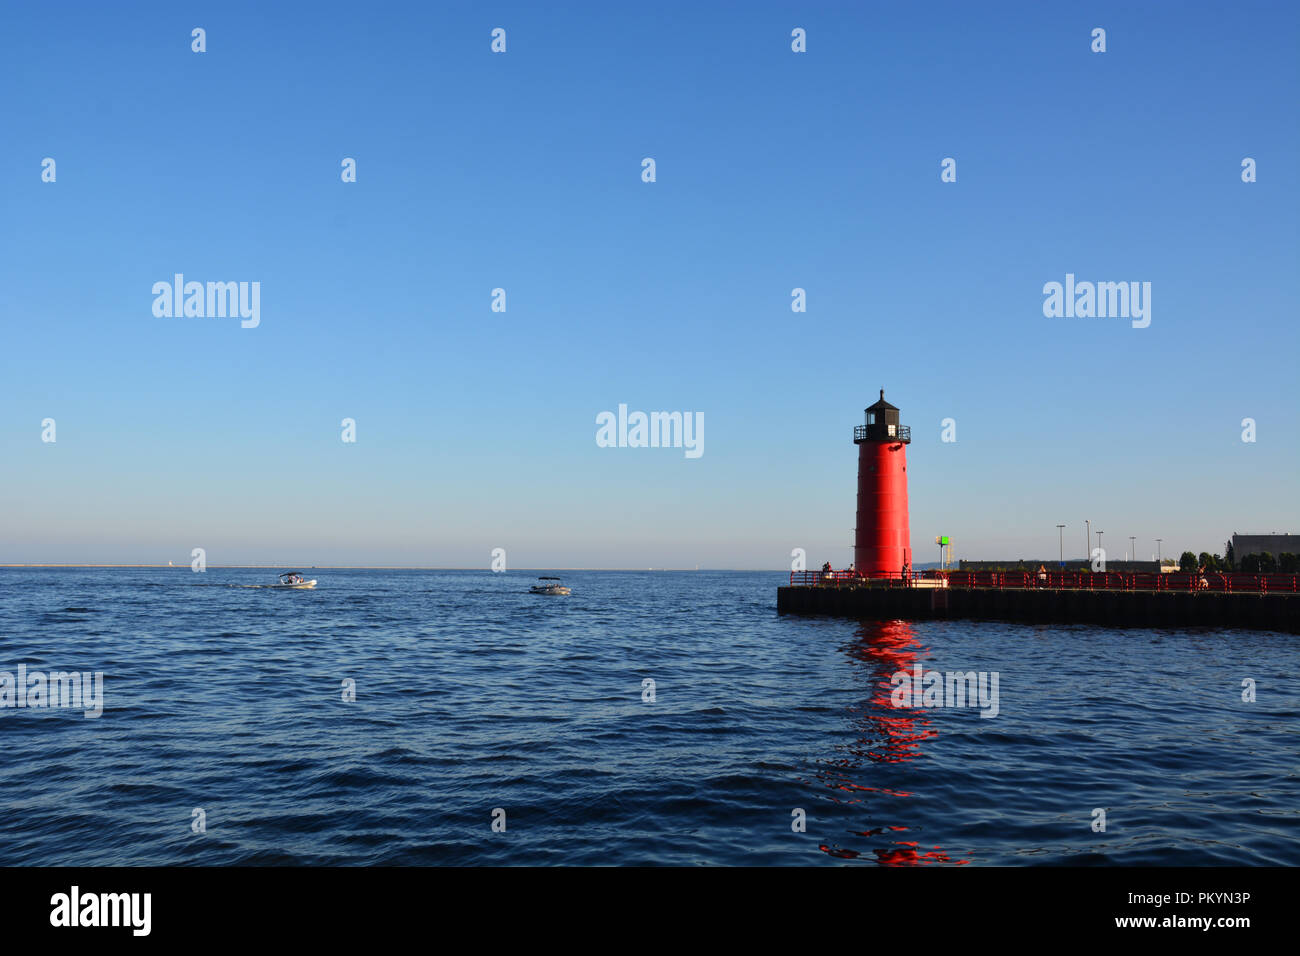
[853,425,911,443]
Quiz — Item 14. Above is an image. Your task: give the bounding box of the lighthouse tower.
[853,390,912,577]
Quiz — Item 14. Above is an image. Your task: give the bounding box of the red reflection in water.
[831,620,936,767]
[813,620,970,865]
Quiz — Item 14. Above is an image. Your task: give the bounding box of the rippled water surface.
[1,568,1296,865]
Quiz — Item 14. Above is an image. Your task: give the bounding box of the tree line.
[1177,545,1298,574]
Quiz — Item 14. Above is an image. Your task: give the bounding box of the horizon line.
[0,564,745,571]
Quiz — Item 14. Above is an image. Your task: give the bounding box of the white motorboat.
[528,576,570,595]
[270,571,317,589]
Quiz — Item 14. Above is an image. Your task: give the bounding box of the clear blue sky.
[2,1,1296,568]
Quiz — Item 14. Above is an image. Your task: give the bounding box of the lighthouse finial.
[880,388,884,400]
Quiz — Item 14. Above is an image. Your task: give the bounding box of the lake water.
[1,567,1296,865]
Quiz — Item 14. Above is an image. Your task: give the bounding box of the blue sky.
[2,1,1296,568]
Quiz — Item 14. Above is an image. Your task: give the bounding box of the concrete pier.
[777,584,1300,633]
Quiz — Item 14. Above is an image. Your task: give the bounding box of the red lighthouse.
[854,390,912,578]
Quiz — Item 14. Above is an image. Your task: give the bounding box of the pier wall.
[776,585,1300,633]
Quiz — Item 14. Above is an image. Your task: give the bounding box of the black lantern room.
[854,389,911,444]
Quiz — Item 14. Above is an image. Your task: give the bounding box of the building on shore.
[1231,533,1297,559]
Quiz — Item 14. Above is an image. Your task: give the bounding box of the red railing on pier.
[789,570,1299,593]
[789,570,923,587]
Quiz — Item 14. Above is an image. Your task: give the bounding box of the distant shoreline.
[0,564,744,571]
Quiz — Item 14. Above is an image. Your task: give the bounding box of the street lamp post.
[1129,536,1136,566]
[1157,538,1163,564]
[1056,524,1065,566]
[1085,520,1091,562]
